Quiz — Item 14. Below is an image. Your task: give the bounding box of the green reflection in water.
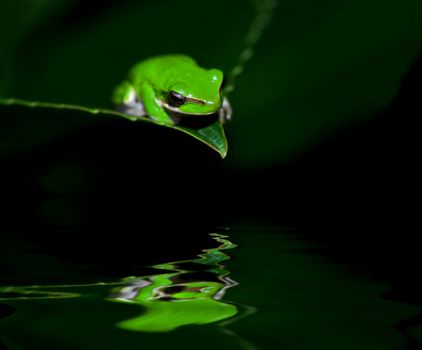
[0,233,245,335]
[109,233,240,332]
[0,282,122,301]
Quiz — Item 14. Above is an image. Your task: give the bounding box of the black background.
[0,0,421,324]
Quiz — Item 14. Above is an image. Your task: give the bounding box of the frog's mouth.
[156,98,220,127]
[156,98,218,116]
[156,99,219,127]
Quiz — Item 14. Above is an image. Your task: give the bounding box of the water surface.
[1,225,421,349]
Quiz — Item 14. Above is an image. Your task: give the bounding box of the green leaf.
[0,98,228,158]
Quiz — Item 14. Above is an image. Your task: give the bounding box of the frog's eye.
[168,91,186,107]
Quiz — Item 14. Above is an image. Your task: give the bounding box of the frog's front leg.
[219,97,233,124]
[140,81,174,125]
[112,80,146,117]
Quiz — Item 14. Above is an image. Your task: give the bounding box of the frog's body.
[112,55,232,125]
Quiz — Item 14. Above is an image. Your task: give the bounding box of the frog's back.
[129,54,197,83]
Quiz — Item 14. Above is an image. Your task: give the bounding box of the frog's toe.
[219,108,232,124]
[219,97,232,124]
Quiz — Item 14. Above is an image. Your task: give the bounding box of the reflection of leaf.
[0,98,228,158]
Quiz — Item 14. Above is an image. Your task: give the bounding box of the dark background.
[0,0,421,310]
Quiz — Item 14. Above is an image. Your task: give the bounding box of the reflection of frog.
[110,233,239,333]
[112,274,238,333]
[112,55,232,125]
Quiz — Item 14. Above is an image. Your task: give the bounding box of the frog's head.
[161,69,224,116]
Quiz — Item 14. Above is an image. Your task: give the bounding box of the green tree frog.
[112,54,232,125]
